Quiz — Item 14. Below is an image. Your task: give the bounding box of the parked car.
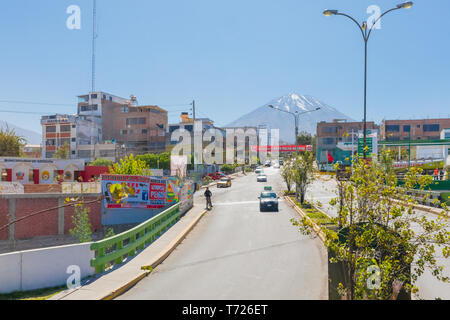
[215,172,227,178]
[255,168,264,174]
[258,190,279,212]
[264,160,271,167]
[257,174,267,182]
[207,173,220,180]
[217,177,232,188]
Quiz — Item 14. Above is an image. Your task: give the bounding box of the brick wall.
[0,200,8,240]
[0,194,102,241]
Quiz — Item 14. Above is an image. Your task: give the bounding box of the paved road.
[118,167,328,300]
[307,174,450,300]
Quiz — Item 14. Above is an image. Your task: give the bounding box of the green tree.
[291,152,315,204]
[91,158,114,167]
[53,143,70,160]
[69,202,93,243]
[296,131,312,145]
[220,164,234,174]
[0,125,26,157]
[110,154,151,176]
[295,157,450,300]
[281,159,294,192]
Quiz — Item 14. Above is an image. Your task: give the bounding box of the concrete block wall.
[0,243,95,294]
[0,193,102,241]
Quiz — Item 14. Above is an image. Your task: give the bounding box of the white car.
[257,174,267,182]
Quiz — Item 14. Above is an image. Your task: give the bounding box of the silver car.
[257,174,267,182]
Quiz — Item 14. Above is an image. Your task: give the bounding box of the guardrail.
[90,203,181,273]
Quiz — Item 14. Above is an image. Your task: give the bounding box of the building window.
[46,139,56,146]
[81,105,98,112]
[103,94,106,99]
[323,126,337,134]
[142,129,148,134]
[121,106,129,113]
[72,125,76,129]
[60,125,71,132]
[72,151,76,155]
[71,138,76,142]
[321,138,336,145]
[120,130,128,135]
[423,124,440,132]
[1,169,7,181]
[386,125,400,132]
[126,118,146,125]
[91,94,98,99]
[46,126,56,133]
[184,125,193,132]
[403,125,410,132]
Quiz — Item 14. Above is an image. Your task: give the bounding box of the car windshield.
[220,178,229,182]
[261,192,277,199]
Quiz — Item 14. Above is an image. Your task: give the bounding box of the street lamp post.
[323,2,413,160]
[267,105,321,153]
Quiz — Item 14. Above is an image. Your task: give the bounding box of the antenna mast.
[91,0,97,93]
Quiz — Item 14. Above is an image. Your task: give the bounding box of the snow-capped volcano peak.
[227,92,354,143]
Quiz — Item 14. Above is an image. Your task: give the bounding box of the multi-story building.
[41,114,77,159]
[316,120,379,165]
[380,118,450,141]
[77,91,130,143]
[102,104,168,155]
[168,113,218,145]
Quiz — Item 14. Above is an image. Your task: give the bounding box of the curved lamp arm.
[335,13,366,40]
[367,7,401,40]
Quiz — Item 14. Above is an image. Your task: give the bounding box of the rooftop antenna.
[91,0,97,93]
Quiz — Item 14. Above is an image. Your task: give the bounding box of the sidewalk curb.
[285,196,327,243]
[100,208,209,300]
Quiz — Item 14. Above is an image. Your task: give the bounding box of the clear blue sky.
[0,0,449,134]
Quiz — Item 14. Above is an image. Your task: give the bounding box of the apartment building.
[380,118,450,141]
[41,114,77,159]
[316,120,379,164]
[102,104,168,155]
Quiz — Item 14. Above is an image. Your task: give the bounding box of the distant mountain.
[227,93,354,143]
[0,120,42,145]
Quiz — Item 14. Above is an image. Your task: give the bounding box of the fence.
[90,203,181,273]
[61,182,101,194]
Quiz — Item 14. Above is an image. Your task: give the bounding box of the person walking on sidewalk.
[204,187,213,210]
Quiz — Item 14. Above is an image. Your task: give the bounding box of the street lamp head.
[397,1,413,9]
[315,107,321,111]
[323,9,338,16]
[268,105,275,109]
[362,22,367,30]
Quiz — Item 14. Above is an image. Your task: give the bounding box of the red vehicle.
[215,172,227,178]
[207,173,221,180]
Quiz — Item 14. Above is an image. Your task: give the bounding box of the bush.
[220,164,234,174]
[90,158,113,167]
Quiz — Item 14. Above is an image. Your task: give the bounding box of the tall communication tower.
[91,0,97,93]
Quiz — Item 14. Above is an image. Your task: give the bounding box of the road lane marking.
[213,200,285,206]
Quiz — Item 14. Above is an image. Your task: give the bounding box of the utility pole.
[192,100,196,121]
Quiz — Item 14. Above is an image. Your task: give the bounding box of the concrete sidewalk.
[51,202,208,300]
[51,171,245,300]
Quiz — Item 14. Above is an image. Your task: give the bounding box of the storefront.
[0,158,85,184]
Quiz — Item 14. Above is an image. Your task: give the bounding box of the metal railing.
[90,203,181,273]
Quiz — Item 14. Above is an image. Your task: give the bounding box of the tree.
[0,125,26,157]
[295,156,450,300]
[296,131,312,145]
[53,143,70,159]
[291,152,315,204]
[220,164,234,174]
[110,154,151,176]
[281,159,294,193]
[91,158,113,167]
[136,152,171,171]
[69,201,92,243]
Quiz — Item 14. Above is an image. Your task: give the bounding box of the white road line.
[214,200,285,206]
